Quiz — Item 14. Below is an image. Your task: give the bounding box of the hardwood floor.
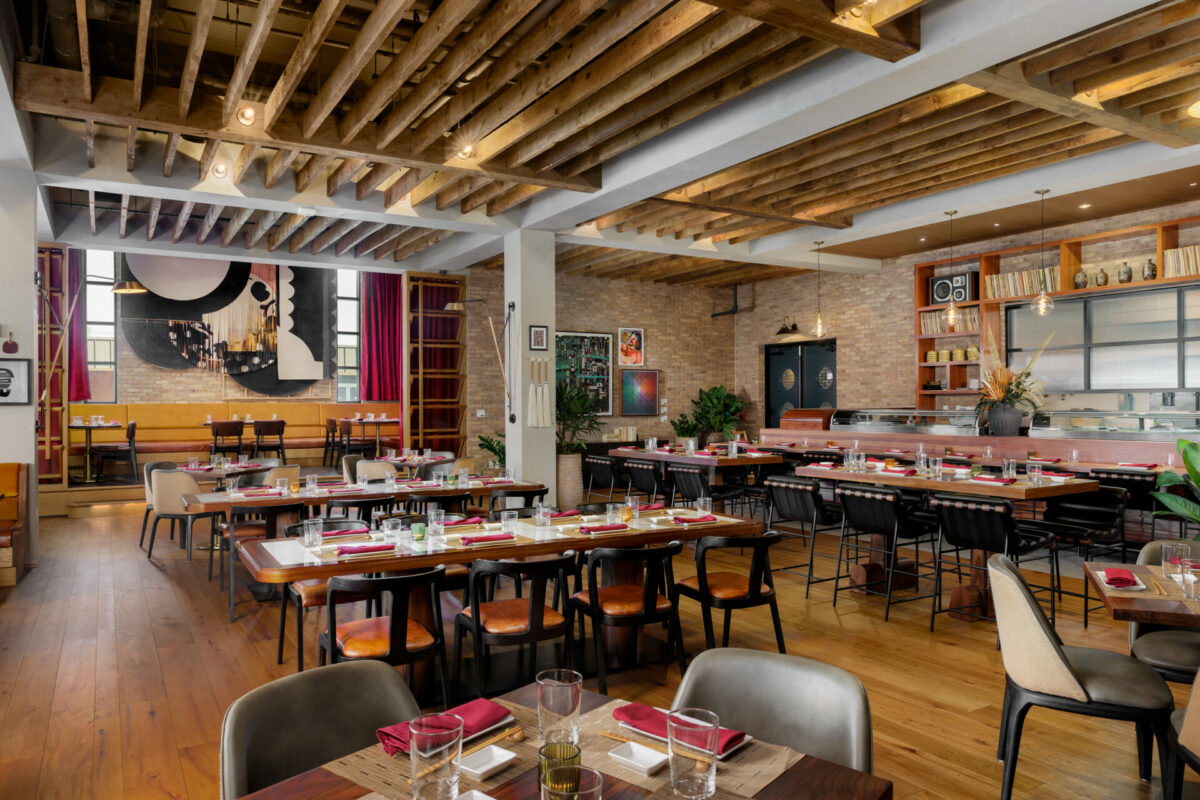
[0,512,1195,799]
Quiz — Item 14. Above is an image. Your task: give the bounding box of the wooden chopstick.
[600,730,712,765]
[1148,577,1167,596]
[411,725,522,782]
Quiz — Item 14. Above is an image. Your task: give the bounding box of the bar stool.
[584,455,619,502]
[763,475,843,593]
[625,459,671,505]
[1040,486,1129,627]
[668,465,743,514]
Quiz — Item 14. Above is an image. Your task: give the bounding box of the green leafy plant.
[691,385,745,443]
[556,380,603,455]
[1153,439,1200,535]
[477,432,505,467]
[669,413,702,438]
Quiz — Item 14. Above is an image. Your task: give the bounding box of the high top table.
[340,416,401,457]
[68,419,123,483]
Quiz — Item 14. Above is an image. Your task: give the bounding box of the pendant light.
[1031,188,1055,317]
[811,240,827,338]
[941,211,961,331]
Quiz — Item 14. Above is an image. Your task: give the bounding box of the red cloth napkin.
[579,523,629,534]
[377,699,510,756]
[322,528,370,538]
[1119,462,1158,469]
[745,448,768,454]
[460,533,515,545]
[612,703,745,756]
[673,514,717,524]
[336,543,394,556]
[1041,471,1074,478]
[971,475,1015,484]
[233,463,261,469]
[1104,568,1137,588]
[881,468,916,476]
[866,457,885,464]
[1028,457,1062,463]
[444,516,484,527]
[639,503,664,511]
[550,509,580,518]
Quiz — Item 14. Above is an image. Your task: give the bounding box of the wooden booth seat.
[0,463,29,585]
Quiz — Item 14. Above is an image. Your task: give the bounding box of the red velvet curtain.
[66,249,91,402]
[360,271,404,401]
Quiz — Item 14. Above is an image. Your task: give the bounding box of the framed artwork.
[529,325,549,351]
[555,331,613,415]
[620,370,659,416]
[0,358,32,405]
[618,327,644,366]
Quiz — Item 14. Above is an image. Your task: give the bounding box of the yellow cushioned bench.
[0,463,28,585]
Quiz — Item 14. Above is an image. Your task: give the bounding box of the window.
[84,250,117,402]
[1007,286,1200,392]
[336,269,360,402]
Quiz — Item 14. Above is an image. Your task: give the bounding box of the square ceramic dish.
[460,746,517,780]
[608,741,668,775]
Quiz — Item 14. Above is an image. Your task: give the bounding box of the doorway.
[801,339,837,408]
[763,340,837,427]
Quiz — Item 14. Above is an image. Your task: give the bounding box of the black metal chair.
[570,542,687,694]
[668,465,743,514]
[317,567,452,709]
[322,418,338,467]
[210,419,245,459]
[405,492,472,516]
[675,532,786,653]
[452,553,576,700]
[1092,467,1187,540]
[832,484,937,621]
[338,420,374,461]
[625,459,672,505]
[93,420,138,481]
[487,487,548,520]
[584,455,620,503]
[1040,486,1130,627]
[252,419,287,463]
[763,475,843,593]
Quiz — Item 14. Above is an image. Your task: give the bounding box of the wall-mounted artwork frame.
[620,369,659,416]
[529,325,548,351]
[555,331,613,415]
[618,327,644,366]
[0,358,32,405]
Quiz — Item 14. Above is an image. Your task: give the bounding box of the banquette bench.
[0,463,28,585]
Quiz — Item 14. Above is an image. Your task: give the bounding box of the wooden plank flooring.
[1,513,1196,799]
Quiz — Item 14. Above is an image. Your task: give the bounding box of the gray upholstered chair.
[1165,684,1200,798]
[670,648,872,773]
[139,460,178,550]
[989,554,1174,800]
[239,458,281,487]
[357,460,398,481]
[219,660,420,800]
[342,454,364,484]
[1131,541,1200,683]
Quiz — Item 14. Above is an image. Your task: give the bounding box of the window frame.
[83,250,118,404]
[335,270,360,402]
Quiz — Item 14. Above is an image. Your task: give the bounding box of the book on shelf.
[919,306,980,335]
[1164,246,1200,278]
[984,266,1060,300]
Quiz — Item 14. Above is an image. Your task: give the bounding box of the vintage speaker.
[929,273,977,304]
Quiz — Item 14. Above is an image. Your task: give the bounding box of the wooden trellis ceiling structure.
[582,1,1200,256]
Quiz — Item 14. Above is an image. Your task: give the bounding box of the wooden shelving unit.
[36,247,67,486]
[912,214,1200,409]
[403,272,467,457]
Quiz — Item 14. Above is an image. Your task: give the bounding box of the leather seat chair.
[669,464,743,514]
[1040,486,1131,626]
[210,419,245,459]
[989,554,1173,800]
[453,553,576,700]
[93,420,138,481]
[219,660,420,800]
[342,453,364,484]
[139,460,179,549]
[763,475,843,593]
[239,458,282,487]
[1092,467,1187,540]
[487,487,549,520]
[252,419,287,462]
[584,455,620,502]
[672,648,872,773]
[357,460,398,481]
[338,420,374,460]
[625,458,672,505]
[261,464,300,487]
[405,492,472,516]
[675,532,786,652]
[1165,683,1200,798]
[1131,541,1200,684]
[147,469,215,562]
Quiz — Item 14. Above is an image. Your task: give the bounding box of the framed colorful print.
[620,369,659,416]
[618,327,644,366]
[529,325,549,351]
[555,331,613,415]
[0,358,32,405]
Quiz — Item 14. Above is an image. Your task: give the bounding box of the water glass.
[305,474,318,495]
[382,517,404,543]
[424,448,433,459]
[187,457,200,470]
[385,448,396,459]
[1026,463,1043,485]
[302,518,322,548]
[667,708,720,800]
[535,503,551,527]
[372,508,387,530]
[1069,449,1079,464]
[625,494,640,520]
[645,437,657,451]
[606,503,623,524]
[538,743,581,781]
[226,476,240,493]
[504,466,517,481]
[354,412,361,419]
[232,413,239,421]
[205,414,212,424]
[366,412,375,420]
[384,473,397,491]
[1186,560,1200,600]
[541,766,603,800]
[357,475,369,490]
[1167,452,1178,469]
[696,496,713,515]
[537,668,583,744]
[409,713,463,800]
[238,453,248,466]
[1002,458,1018,479]
[458,468,470,485]
[1164,542,1189,580]
[916,441,925,455]
[983,445,994,460]
[275,478,290,494]
[684,439,697,456]
[726,440,737,457]
[429,508,446,537]
[501,510,519,533]
[914,453,928,475]
[928,457,943,480]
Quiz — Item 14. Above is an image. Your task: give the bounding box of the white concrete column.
[504,229,556,496]
[0,166,41,561]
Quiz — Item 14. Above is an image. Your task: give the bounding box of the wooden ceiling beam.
[1091,53,1200,103]
[355,164,401,201]
[394,229,453,262]
[328,158,365,196]
[132,0,152,109]
[222,0,284,126]
[683,265,794,287]
[75,0,91,102]
[402,0,611,152]
[177,0,217,117]
[232,143,260,184]
[721,221,808,246]
[356,225,404,258]
[220,206,255,247]
[172,200,194,243]
[162,132,179,177]
[289,216,335,253]
[372,229,410,260]
[301,0,416,139]
[267,213,309,252]
[1048,16,1200,88]
[146,196,160,240]
[471,182,520,214]
[296,154,333,192]
[695,0,918,61]
[335,221,387,256]
[1118,71,1200,109]
[118,194,130,239]
[386,168,433,207]
[263,0,349,130]
[245,210,282,248]
[964,63,1200,148]
[339,0,484,144]
[311,218,358,255]
[655,195,850,229]
[437,177,488,211]
[410,173,457,207]
[656,209,727,239]
[87,190,96,235]
[197,203,223,244]
[264,149,300,189]
[199,138,220,180]
[1072,37,1200,96]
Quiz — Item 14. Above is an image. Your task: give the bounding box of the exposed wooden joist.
[199,138,220,179]
[75,0,91,102]
[296,154,333,192]
[301,0,416,139]
[220,206,255,247]
[355,164,401,201]
[84,119,94,168]
[356,225,403,258]
[245,210,282,248]
[655,195,851,229]
[197,203,223,244]
[118,194,130,239]
[1047,16,1200,89]
[162,132,179,177]
[263,0,349,130]
[221,0,285,125]
[373,229,411,260]
[267,213,308,252]
[409,173,456,207]
[328,158,365,196]
[232,143,260,184]
[289,216,334,253]
[132,0,152,109]
[384,168,431,206]
[172,200,195,243]
[146,197,161,240]
[264,149,300,189]
[311,218,358,254]
[126,126,136,171]
[335,220,386,256]
[178,0,217,117]
[393,229,453,262]
[87,190,96,235]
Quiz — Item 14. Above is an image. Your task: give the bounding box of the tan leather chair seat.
[1061,645,1175,709]
[221,520,269,539]
[572,585,672,616]
[462,598,565,634]
[334,617,434,658]
[677,572,770,600]
[1131,630,1200,676]
[290,579,375,609]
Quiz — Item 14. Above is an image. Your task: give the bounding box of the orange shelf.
[917,330,981,340]
[918,360,980,367]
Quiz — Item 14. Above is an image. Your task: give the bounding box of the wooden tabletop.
[182,479,545,514]
[793,465,1099,500]
[1084,561,1200,628]
[241,683,892,800]
[764,443,1180,474]
[340,417,400,424]
[608,448,783,468]
[178,464,274,479]
[236,510,760,584]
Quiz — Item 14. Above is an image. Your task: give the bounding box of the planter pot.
[987,405,1024,437]
[556,453,583,509]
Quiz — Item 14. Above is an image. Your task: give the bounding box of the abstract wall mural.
[119,254,335,396]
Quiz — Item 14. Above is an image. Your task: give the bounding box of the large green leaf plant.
[1152,439,1200,534]
[556,380,603,455]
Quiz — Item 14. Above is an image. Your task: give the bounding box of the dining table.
[608,446,783,490]
[1084,561,1200,629]
[341,416,402,457]
[239,682,893,800]
[69,419,123,483]
[178,462,274,490]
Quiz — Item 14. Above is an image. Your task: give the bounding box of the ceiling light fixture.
[811,241,827,338]
[211,161,229,179]
[941,211,962,331]
[457,144,475,160]
[1078,202,1092,209]
[236,106,256,126]
[112,280,148,294]
[919,237,926,242]
[1188,99,1200,119]
[1031,189,1055,318]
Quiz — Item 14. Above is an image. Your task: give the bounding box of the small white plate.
[460,746,517,780]
[1044,474,1071,484]
[608,742,668,775]
[1096,570,1147,591]
[458,791,497,800]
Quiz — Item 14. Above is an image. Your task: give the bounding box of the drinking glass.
[843,449,857,471]
[424,448,433,459]
[684,439,697,456]
[606,503,623,524]
[1002,458,1018,479]
[501,510,519,533]
[541,766,603,800]
[384,473,397,491]
[645,437,657,452]
[535,503,551,527]
[354,412,361,420]
[537,668,583,744]
[726,440,737,457]
[238,453,248,466]
[929,457,943,480]
[357,475,369,490]
[366,412,375,421]
[271,413,278,420]
[914,453,928,476]
[187,457,200,470]
[1167,452,1177,469]
[667,708,719,800]
[1069,449,1079,464]
[232,413,239,421]
[205,414,212,424]
[538,743,581,781]
[226,476,240,494]
[305,474,318,495]
[1186,560,1200,600]
[382,517,404,544]
[372,508,387,530]
[625,494,639,520]
[801,437,809,449]
[458,468,470,486]
[916,442,925,455]
[302,518,322,548]
[275,478,290,494]
[983,445,994,460]
[385,448,397,459]
[504,466,517,481]
[429,508,445,537]
[1164,542,1188,580]
[696,496,713,516]
[1026,463,1043,485]
[409,713,463,800]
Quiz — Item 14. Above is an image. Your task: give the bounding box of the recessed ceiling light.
[210,161,229,179]
[1191,182,1197,187]
[457,144,475,160]
[919,237,926,242]
[1078,203,1092,209]
[993,222,1000,227]
[236,106,256,126]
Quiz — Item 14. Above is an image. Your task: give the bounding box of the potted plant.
[555,380,602,508]
[477,432,505,470]
[975,329,1051,436]
[1154,440,1200,533]
[691,385,745,446]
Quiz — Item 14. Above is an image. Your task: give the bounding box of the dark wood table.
[1084,561,1200,629]
[340,416,401,457]
[609,447,783,470]
[69,420,123,483]
[240,683,893,800]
